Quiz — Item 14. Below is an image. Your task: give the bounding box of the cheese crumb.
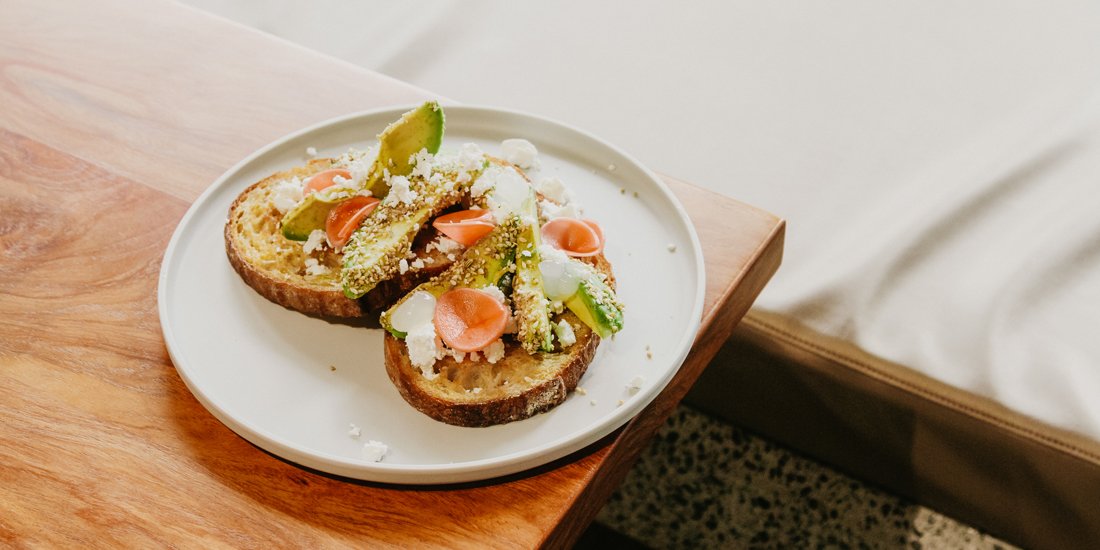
[554,319,577,348]
[304,258,329,276]
[483,339,505,363]
[575,387,587,396]
[271,178,304,214]
[386,175,417,206]
[590,400,598,406]
[501,138,538,169]
[306,146,318,157]
[302,229,327,254]
[535,177,571,204]
[406,323,441,378]
[481,285,506,304]
[398,258,409,274]
[362,440,388,462]
[618,399,625,407]
[410,258,425,270]
[348,423,361,439]
[627,376,646,394]
[667,244,677,253]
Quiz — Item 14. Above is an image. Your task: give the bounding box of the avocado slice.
[564,275,624,338]
[340,162,485,299]
[279,102,444,241]
[511,193,555,353]
[380,217,520,337]
[364,101,445,196]
[279,191,349,241]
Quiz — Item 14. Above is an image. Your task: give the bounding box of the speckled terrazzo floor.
[583,405,1016,549]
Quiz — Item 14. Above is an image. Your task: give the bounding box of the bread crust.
[383,317,600,427]
[223,160,449,318]
[384,255,617,427]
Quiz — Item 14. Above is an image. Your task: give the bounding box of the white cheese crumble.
[410,258,426,270]
[385,175,417,206]
[409,148,434,180]
[627,376,646,394]
[335,147,377,186]
[362,440,388,462]
[406,323,442,379]
[575,386,587,396]
[483,339,506,364]
[554,319,577,348]
[426,236,464,254]
[302,229,326,254]
[347,423,361,439]
[667,243,677,253]
[306,146,318,157]
[481,285,506,304]
[535,177,572,204]
[304,258,329,276]
[270,178,304,214]
[501,138,539,169]
[398,258,409,274]
[539,199,581,220]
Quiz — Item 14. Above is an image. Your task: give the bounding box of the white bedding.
[190,0,1100,438]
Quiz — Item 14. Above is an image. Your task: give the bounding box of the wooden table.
[0,1,784,547]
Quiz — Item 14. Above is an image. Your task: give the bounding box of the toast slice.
[384,255,617,427]
[224,159,451,317]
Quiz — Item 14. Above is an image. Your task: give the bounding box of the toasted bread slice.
[384,255,617,427]
[224,159,451,317]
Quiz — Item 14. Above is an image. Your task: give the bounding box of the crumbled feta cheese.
[270,178,304,214]
[306,146,318,157]
[302,229,326,254]
[483,339,505,364]
[362,440,388,462]
[409,148,434,180]
[398,258,409,274]
[501,138,538,169]
[348,423,361,439]
[554,319,577,348]
[481,285,506,304]
[458,142,485,171]
[627,376,646,394]
[575,386,587,396]
[406,323,441,378]
[539,199,581,220]
[410,258,426,270]
[667,243,677,253]
[590,400,598,406]
[535,177,572,204]
[304,258,329,276]
[426,236,464,254]
[385,175,417,206]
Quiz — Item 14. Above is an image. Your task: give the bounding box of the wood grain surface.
[0,1,784,548]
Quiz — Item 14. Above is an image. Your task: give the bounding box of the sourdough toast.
[383,255,617,427]
[224,159,450,317]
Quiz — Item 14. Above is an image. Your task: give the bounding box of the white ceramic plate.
[158,105,704,484]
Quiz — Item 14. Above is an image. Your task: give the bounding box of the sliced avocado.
[279,192,346,241]
[564,275,624,338]
[340,164,484,299]
[511,193,555,353]
[280,102,444,240]
[380,218,519,337]
[365,101,445,196]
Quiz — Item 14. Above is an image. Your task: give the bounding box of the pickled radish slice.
[432,209,496,247]
[433,288,509,353]
[540,218,604,257]
[325,196,380,250]
[304,169,352,195]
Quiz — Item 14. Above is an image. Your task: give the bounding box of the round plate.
[158,105,705,484]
